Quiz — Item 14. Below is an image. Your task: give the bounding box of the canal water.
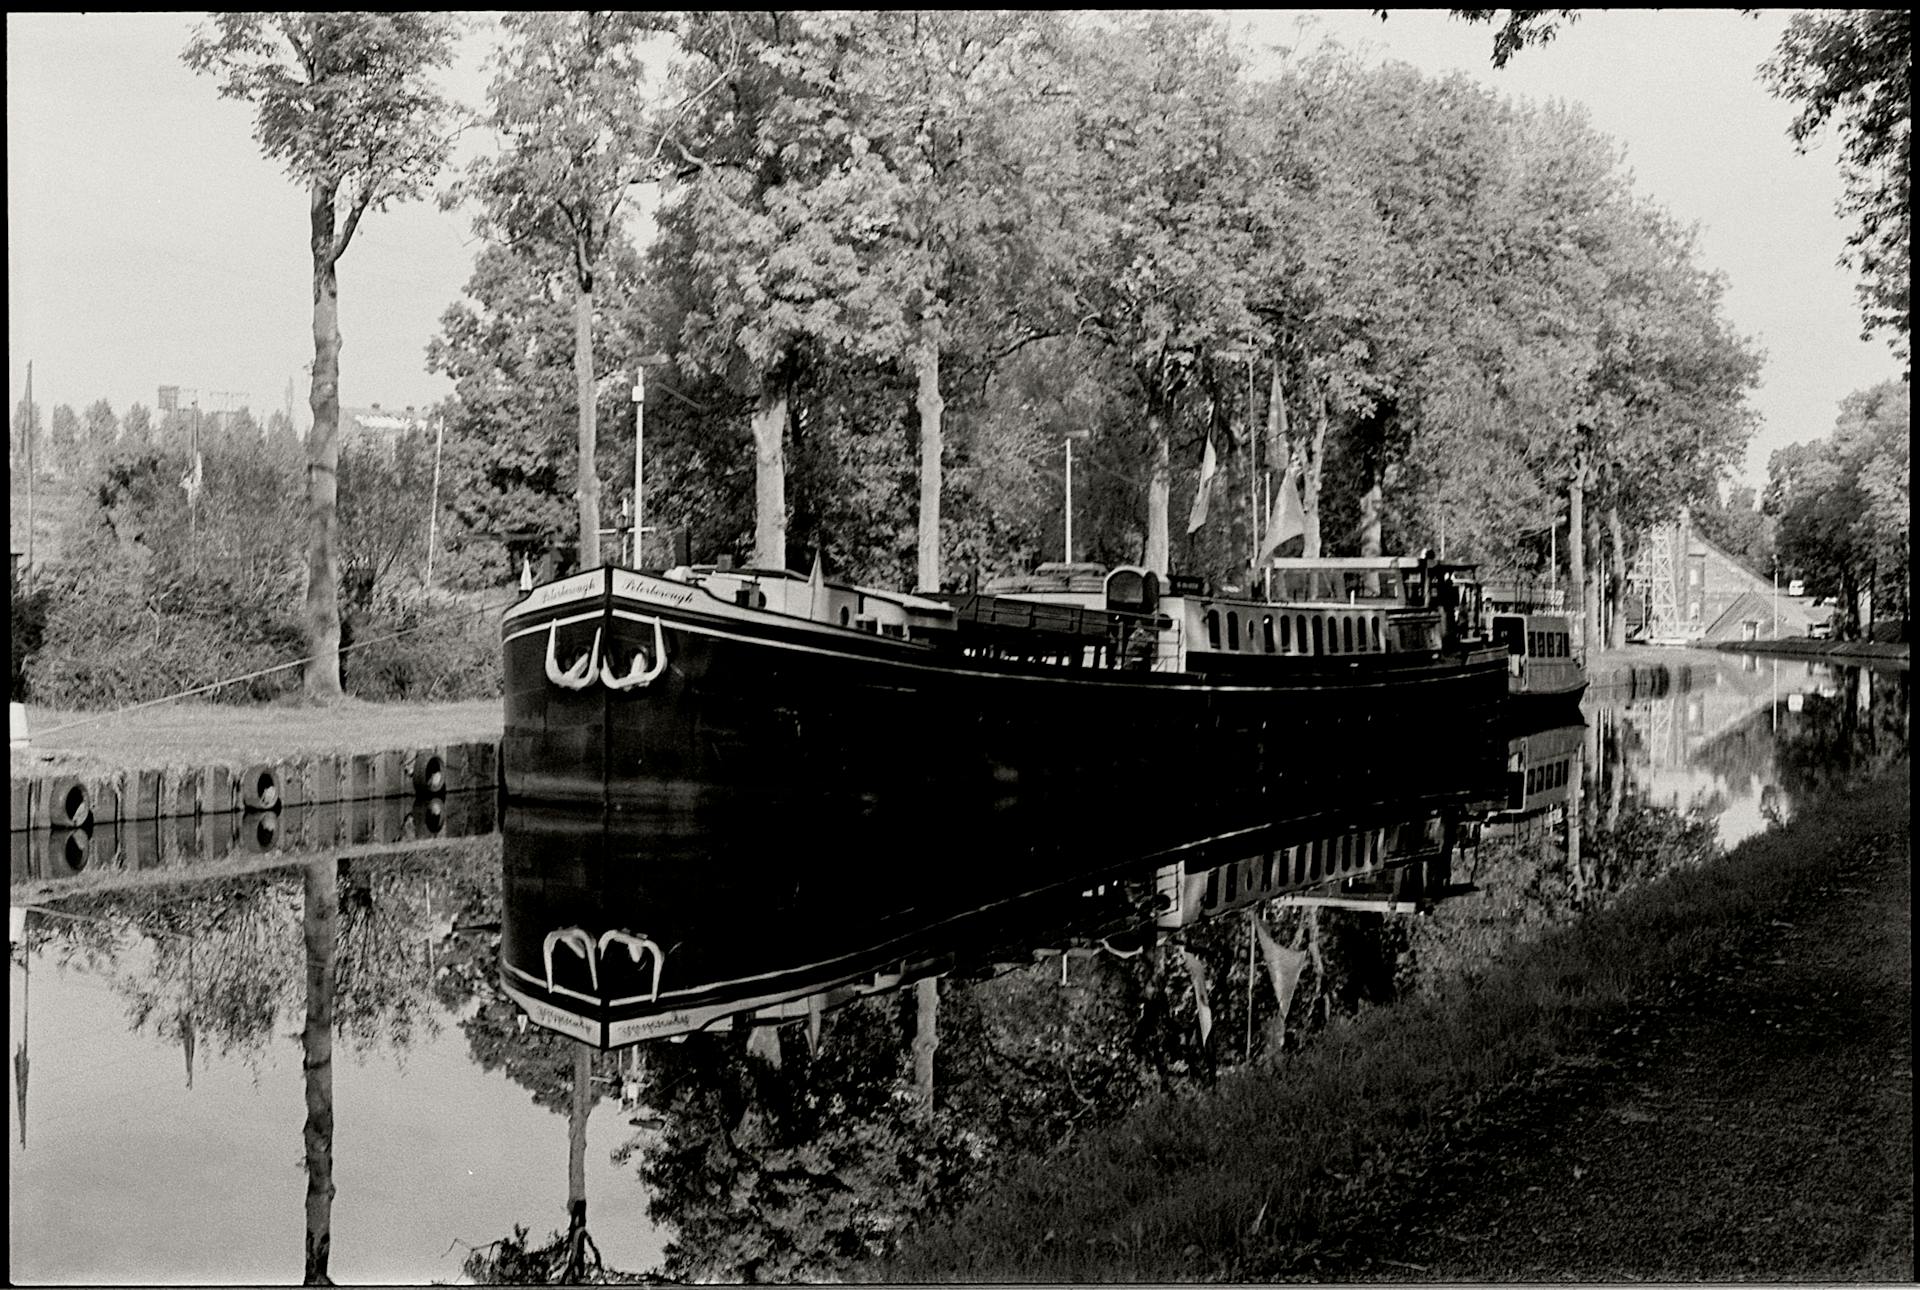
[9,655,1907,1283]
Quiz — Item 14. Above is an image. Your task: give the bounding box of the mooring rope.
[32,593,519,738]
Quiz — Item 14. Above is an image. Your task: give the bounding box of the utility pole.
[24,360,34,588]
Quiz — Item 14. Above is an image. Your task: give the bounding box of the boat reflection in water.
[499,719,1520,1051]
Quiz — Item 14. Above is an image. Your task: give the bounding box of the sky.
[6,10,1906,491]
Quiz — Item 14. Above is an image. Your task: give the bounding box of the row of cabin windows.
[1525,759,1570,796]
[1201,830,1383,907]
[1203,608,1384,655]
[1530,629,1571,658]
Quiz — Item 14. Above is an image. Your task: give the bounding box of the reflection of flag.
[1186,437,1218,534]
[1256,452,1307,568]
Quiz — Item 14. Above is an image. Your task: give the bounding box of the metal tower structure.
[1630,520,1683,642]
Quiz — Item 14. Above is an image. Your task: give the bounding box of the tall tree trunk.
[1145,388,1170,575]
[1359,481,1384,558]
[305,181,344,702]
[751,376,787,569]
[560,1041,593,1282]
[1568,453,1590,651]
[1607,506,1627,648]
[912,976,939,1108]
[301,858,338,1285]
[914,323,944,593]
[574,282,600,569]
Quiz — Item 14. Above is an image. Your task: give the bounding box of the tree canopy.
[424,9,1762,645]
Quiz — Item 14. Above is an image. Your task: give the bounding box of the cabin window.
[1262,615,1276,654]
[1371,617,1383,651]
[840,607,851,627]
[1296,615,1309,652]
[1206,610,1220,649]
[1343,616,1355,653]
[1227,612,1240,651]
[1312,617,1324,655]
[1279,615,1291,652]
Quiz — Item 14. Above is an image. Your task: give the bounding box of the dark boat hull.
[502,568,1510,805]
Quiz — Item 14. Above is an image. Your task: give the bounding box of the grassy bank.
[874,767,1911,1283]
[12,696,501,778]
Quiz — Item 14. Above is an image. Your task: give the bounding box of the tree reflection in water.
[301,856,338,1285]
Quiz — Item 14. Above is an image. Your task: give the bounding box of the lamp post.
[1063,429,1091,563]
[630,354,670,568]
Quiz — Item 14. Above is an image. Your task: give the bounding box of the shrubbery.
[342,589,503,702]
[17,427,505,710]
[10,583,53,702]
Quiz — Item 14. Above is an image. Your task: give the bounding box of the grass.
[12,695,502,777]
[872,767,1910,1283]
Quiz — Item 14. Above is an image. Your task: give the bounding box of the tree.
[122,402,154,447]
[1445,8,1585,68]
[1064,11,1258,574]
[1766,381,1910,636]
[849,11,1080,591]
[48,403,80,462]
[1762,9,1911,366]
[82,398,118,454]
[660,12,930,571]
[185,14,460,701]
[451,12,668,570]
[428,236,658,582]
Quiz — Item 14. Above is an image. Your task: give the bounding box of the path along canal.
[8,654,1908,1283]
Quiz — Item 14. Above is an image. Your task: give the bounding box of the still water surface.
[9,655,1907,1283]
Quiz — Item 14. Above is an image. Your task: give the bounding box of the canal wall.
[1713,637,1909,667]
[9,738,500,835]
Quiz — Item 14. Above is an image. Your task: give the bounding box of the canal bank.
[875,765,1912,1283]
[9,698,500,834]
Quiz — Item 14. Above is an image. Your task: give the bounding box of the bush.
[342,590,503,702]
[25,566,307,708]
[10,582,53,701]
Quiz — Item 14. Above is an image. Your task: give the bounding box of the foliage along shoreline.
[868,765,1912,1283]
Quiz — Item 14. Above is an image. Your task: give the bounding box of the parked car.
[1808,619,1833,640]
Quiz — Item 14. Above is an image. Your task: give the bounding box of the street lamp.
[630,354,670,568]
[1063,430,1091,563]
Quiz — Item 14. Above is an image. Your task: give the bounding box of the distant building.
[1627,513,1822,644]
[336,404,431,460]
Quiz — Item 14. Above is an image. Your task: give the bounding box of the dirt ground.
[1270,816,1913,1283]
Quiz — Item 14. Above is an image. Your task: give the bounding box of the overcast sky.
[6,10,1904,491]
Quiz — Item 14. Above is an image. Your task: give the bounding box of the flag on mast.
[1255,448,1307,568]
[1186,436,1218,535]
